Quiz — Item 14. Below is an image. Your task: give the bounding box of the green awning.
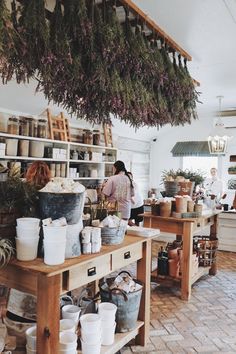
[171,141,217,157]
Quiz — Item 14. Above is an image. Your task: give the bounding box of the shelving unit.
[0,132,117,183]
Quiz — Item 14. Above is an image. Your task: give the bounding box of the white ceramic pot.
[59,319,77,333]
[6,138,18,156]
[29,141,44,158]
[43,240,66,265]
[16,237,39,261]
[26,345,36,354]
[16,218,40,228]
[101,322,116,346]
[16,227,40,239]
[80,338,101,354]
[18,139,29,157]
[98,302,117,321]
[80,328,101,345]
[25,326,37,350]
[59,332,77,350]
[62,305,81,324]
[80,314,101,333]
[43,225,67,242]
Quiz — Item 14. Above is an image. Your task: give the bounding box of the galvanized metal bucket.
[100,219,127,245]
[99,271,143,333]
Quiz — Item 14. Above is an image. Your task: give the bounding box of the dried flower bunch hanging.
[0,0,200,128]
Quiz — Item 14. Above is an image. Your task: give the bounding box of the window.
[183,156,218,177]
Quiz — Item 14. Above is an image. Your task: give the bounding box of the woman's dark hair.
[114,161,133,188]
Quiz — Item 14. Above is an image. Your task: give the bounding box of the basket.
[101,219,127,245]
[99,271,143,333]
[193,236,218,267]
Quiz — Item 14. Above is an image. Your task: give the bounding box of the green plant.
[161,168,205,186]
[0,238,14,267]
[228,179,236,190]
[0,177,38,214]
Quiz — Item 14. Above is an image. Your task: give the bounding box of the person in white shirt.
[127,172,144,226]
[204,167,223,201]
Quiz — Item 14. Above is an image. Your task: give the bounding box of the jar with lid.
[93,130,100,146]
[7,116,19,135]
[83,130,93,145]
[25,117,35,137]
[19,117,29,136]
[37,119,47,138]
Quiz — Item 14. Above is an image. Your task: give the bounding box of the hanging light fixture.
[208,96,231,154]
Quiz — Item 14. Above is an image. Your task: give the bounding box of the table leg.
[209,214,218,275]
[181,222,194,301]
[135,239,151,346]
[37,274,61,354]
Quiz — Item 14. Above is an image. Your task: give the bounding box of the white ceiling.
[0,0,236,141]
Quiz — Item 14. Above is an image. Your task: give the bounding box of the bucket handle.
[77,287,94,307]
[117,270,132,278]
[109,288,128,302]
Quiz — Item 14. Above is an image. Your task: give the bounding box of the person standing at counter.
[204,167,223,201]
[102,160,134,220]
[127,172,144,226]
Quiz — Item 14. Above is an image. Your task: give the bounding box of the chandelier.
[208,96,231,154]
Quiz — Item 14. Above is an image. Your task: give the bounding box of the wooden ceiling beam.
[119,0,192,61]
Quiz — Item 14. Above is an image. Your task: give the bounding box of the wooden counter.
[0,235,152,354]
[140,211,221,301]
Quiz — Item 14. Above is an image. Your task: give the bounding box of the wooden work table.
[0,235,152,354]
[140,211,221,301]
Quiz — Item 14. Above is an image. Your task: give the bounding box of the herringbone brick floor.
[122,250,236,354]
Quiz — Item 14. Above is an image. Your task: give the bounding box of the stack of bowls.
[16,218,40,261]
[43,225,67,265]
[80,314,101,354]
[98,302,117,346]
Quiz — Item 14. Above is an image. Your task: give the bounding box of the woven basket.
[101,220,127,245]
[193,236,218,267]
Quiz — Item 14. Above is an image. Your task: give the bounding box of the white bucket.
[26,345,36,354]
[81,338,101,354]
[101,321,116,346]
[81,328,101,345]
[29,141,44,158]
[59,332,77,350]
[80,314,101,333]
[16,227,40,239]
[59,348,77,354]
[17,218,40,228]
[65,221,83,259]
[98,302,117,321]
[16,237,39,261]
[43,225,67,242]
[62,305,81,324]
[25,326,36,350]
[44,240,66,265]
[60,319,77,334]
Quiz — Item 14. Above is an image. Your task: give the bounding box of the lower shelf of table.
[77,321,144,354]
[151,266,211,287]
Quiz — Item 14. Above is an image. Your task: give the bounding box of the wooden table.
[140,211,221,301]
[0,235,151,354]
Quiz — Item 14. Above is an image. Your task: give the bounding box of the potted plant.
[0,238,14,268]
[161,168,205,197]
[0,176,38,245]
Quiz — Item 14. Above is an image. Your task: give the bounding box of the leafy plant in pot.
[0,176,38,245]
[161,168,205,197]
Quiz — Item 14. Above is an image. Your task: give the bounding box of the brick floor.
[2,250,236,354]
[122,250,236,353]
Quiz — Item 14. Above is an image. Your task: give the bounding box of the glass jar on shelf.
[7,116,19,135]
[83,129,93,145]
[37,119,47,138]
[25,117,35,137]
[93,130,100,146]
[19,117,29,136]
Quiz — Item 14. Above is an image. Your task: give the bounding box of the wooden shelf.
[69,160,115,164]
[0,155,67,162]
[77,321,144,354]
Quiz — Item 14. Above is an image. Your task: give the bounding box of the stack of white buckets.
[43,223,68,265]
[16,218,40,261]
[80,302,117,353]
